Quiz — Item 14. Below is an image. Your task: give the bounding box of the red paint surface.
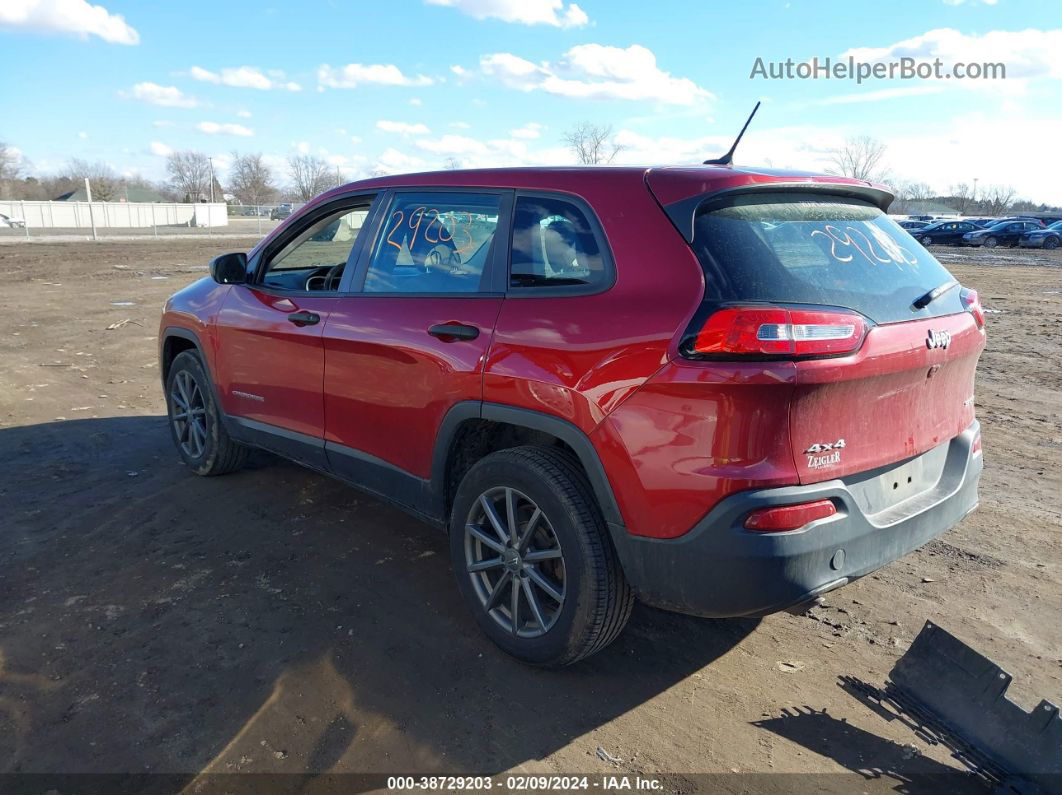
[161,165,983,541]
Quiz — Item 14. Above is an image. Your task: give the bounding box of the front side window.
[363,192,501,293]
[261,203,372,291]
[510,196,609,290]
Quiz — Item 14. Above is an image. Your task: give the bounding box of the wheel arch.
[160,326,206,383]
[431,402,624,529]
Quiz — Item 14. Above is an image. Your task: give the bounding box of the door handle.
[428,322,479,341]
[287,310,320,327]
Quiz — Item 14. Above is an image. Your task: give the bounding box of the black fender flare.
[160,326,233,434]
[430,401,624,529]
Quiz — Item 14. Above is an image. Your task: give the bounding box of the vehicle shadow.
[751,707,988,794]
[0,416,759,777]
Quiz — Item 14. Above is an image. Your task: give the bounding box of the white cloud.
[196,121,254,136]
[317,63,434,89]
[122,82,197,108]
[350,135,363,145]
[189,65,302,91]
[815,85,946,105]
[152,120,175,127]
[376,120,431,136]
[425,0,588,28]
[410,97,423,106]
[942,0,997,5]
[77,131,88,139]
[373,147,428,175]
[0,0,139,44]
[149,141,173,157]
[510,122,544,139]
[450,121,472,129]
[236,109,252,118]
[411,134,570,169]
[478,44,712,105]
[842,28,1062,86]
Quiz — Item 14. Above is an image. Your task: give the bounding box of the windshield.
[690,193,964,324]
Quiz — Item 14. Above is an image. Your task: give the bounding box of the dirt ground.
[0,239,1059,791]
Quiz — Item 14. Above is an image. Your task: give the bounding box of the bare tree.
[0,141,21,198]
[166,150,212,202]
[948,182,975,215]
[981,184,1016,216]
[563,122,623,165]
[287,155,333,201]
[61,158,121,201]
[228,152,278,207]
[826,136,889,182]
[444,156,461,170]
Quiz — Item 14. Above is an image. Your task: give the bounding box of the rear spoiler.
[658,181,895,244]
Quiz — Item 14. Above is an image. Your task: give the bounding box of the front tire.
[920,236,932,246]
[984,236,999,248]
[165,350,248,476]
[449,446,633,666]
[1044,236,1060,250]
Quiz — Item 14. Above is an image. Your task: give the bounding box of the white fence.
[0,200,229,230]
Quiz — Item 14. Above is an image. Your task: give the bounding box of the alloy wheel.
[170,370,208,459]
[464,487,566,638]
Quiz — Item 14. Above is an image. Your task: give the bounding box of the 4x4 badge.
[926,329,951,350]
[805,439,845,470]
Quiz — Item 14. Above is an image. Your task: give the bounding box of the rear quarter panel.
[484,174,704,431]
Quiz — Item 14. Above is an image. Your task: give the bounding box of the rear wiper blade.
[912,280,959,310]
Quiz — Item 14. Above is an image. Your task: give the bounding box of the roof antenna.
[704,101,761,166]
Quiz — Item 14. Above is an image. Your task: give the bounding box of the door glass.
[261,204,372,291]
[510,196,609,289]
[363,192,501,293]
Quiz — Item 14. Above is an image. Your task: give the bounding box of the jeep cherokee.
[159,165,985,666]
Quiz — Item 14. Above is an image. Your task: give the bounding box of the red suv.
[159,166,985,666]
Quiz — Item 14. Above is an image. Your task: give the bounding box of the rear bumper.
[609,421,982,618]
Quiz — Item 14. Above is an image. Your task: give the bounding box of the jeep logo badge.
[926,329,951,350]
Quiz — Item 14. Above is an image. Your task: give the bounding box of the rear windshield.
[690,193,963,324]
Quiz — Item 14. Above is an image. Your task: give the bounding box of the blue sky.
[2,0,1061,202]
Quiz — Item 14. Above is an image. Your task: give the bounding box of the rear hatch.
[666,187,985,484]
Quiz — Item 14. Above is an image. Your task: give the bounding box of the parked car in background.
[158,164,985,665]
[913,220,979,246]
[963,220,1044,248]
[270,203,293,220]
[964,218,998,229]
[899,220,930,230]
[1019,220,1062,249]
[0,212,26,228]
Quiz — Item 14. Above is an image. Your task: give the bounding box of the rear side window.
[690,193,963,324]
[363,192,501,293]
[510,195,609,291]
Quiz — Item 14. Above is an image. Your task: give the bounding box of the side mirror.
[210,252,248,284]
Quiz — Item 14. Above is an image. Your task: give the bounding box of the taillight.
[960,288,985,329]
[691,307,867,357]
[744,499,837,532]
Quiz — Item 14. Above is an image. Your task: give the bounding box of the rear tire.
[920,236,932,246]
[165,350,248,476]
[1044,236,1060,250]
[449,446,633,666]
[984,236,999,248]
